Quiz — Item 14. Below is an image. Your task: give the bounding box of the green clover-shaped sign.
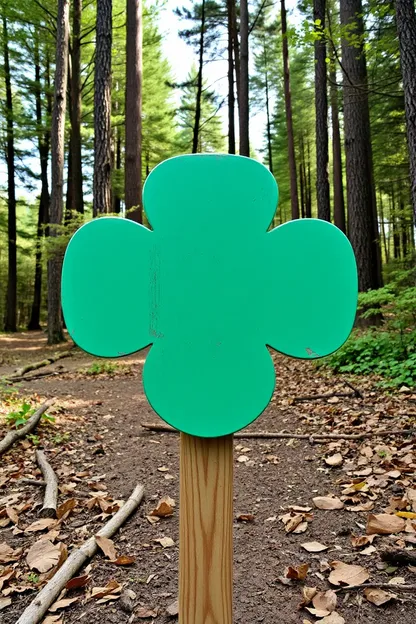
[62,155,357,438]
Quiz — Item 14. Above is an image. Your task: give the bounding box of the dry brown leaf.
[305,607,330,617]
[286,563,309,581]
[236,514,255,523]
[312,590,337,613]
[328,561,370,586]
[65,574,90,591]
[301,586,318,606]
[345,501,375,512]
[95,535,117,560]
[0,568,15,591]
[25,519,57,533]
[285,514,304,533]
[110,555,136,566]
[0,542,20,563]
[26,539,61,573]
[0,597,11,610]
[363,588,396,606]
[154,536,175,548]
[301,541,328,553]
[150,496,175,518]
[146,514,159,525]
[396,511,416,519]
[320,613,345,624]
[313,496,344,510]
[293,521,309,534]
[351,534,376,548]
[166,599,179,617]
[56,498,77,520]
[88,579,122,601]
[360,545,377,556]
[42,617,63,624]
[6,507,18,524]
[367,514,406,535]
[49,597,79,612]
[136,606,158,618]
[325,454,343,467]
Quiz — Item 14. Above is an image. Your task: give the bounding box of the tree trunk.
[125,0,143,221]
[231,0,241,116]
[29,40,51,331]
[281,0,299,220]
[329,57,346,233]
[378,189,388,263]
[263,38,273,174]
[239,0,249,156]
[192,0,205,155]
[396,0,416,228]
[314,0,330,221]
[306,139,312,218]
[93,0,112,217]
[340,0,382,291]
[3,13,17,332]
[47,0,70,345]
[227,0,235,154]
[70,0,84,214]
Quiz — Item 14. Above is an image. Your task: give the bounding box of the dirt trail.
[0,332,415,623]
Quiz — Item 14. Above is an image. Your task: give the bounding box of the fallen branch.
[140,422,415,442]
[0,400,55,457]
[9,368,68,383]
[343,379,364,399]
[293,380,363,403]
[9,351,73,380]
[335,582,416,592]
[16,483,145,624]
[19,479,47,487]
[35,450,58,518]
[381,549,416,567]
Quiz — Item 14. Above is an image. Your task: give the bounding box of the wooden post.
[179,433,233,624]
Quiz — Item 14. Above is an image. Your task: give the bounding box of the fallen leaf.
[25,519,57,533]
[396,511,416,519]
[351,535,376,548]
[49,597,79,612]
[367,514,406,535]
[42,617,63,624]
[0,542,20,563]
[305,607,330,617]
[0,597,11,610]
[111,555,136,566]
[312,590,337,613]
[286,563,309,581]
[95,535,117,560]
[146,514,160,525]
[65,574,90,590]
[300,586,318,606]
[313,497,344,510]
[236,514,255,523]
[360,545,377,556]
[154,536,175,548]
[26,539,61,573]
[6,507,18,524]
[166,599,179,617]
[237,455,249,463]
[150,496,175,518]
[136,606,158,618]
[388,576,406,585]
[363,588,396,606]
[157,466,169,472]
[328,561,370,586]
[325,454,343,467]
[301,541,328,553]
[293,521,309,534]
[87,579,122,601]
[56,498,77,520]
[320,613,345,624]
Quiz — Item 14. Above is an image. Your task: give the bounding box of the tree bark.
[70,0,84,214]
[231,0,241,117]
[125,0,143,222]
[314,0,330,221]
[396,0,416,228]
[281,0,299,220]
[263,37,273,174]
[93,0,112,217]
[47,0,70,345]
[192,0,205,155]
[340,0,382,291]
[227,0,235,154]
[239,0,249,156]
[29,40,51,331]
[329,57,346,233]
[3,13,17,332]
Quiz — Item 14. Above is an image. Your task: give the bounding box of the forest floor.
[0,331,415,624]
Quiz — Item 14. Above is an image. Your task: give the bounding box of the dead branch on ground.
[35,450,58,518]
[16,483,145,624]
[0,400,55,456]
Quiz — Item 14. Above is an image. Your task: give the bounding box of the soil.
[0,331,415,623]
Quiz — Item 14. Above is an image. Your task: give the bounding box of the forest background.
[0,0,415,389]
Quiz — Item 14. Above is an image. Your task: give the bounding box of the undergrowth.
[321,266,416,388]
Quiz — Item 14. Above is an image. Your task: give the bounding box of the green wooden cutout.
[61,154,357,438]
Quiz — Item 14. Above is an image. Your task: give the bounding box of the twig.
[343,379,364,399]
[35,450,58,518]
[0,400,55,457]
[19,479,47,487]
[335,582,416,592]
[140,422,415,442]
[9,369,68,383]
[16,483,145,624]
[8,351,73,380]
[293,392,357,403]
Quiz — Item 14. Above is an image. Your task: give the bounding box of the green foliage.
[52,431,70,445]
[322,269,416,388]
[84,361,120,376]
[5,402,55,428]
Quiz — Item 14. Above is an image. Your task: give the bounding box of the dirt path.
[0,332,415,623]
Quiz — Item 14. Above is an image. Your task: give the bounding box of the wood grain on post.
[179,433,233,624]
